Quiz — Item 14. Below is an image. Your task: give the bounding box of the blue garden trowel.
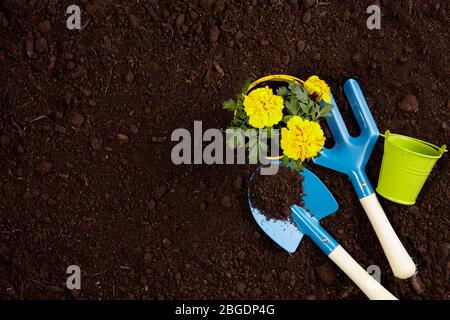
[248,164,397,300]
[312,79,416,279]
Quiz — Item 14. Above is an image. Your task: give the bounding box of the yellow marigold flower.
[281,116,326,161]
[304,75,332,104]
[243,86,284,128]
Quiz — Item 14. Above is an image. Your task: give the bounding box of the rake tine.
[325,94,350,146]
[343,79,379,140]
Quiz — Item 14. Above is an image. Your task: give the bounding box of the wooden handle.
[329,246,397,300]
[360,194,416,279]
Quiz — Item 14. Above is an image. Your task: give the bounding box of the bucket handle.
[380,130,447,155]
[247,74,304,93]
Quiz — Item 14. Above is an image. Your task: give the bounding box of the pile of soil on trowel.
[250,166,304,221]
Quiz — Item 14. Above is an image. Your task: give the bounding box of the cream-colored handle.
[360,194,416,279]
[329,246,397,300]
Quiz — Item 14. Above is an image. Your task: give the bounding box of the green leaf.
[240,78,252,95]
[276,86,289,97]
[281,156,289,167]
[248,137,258,148]
[287,81,297,92]
[285,98,300,115]
[294,87,308,103]
[307,99,315,114]
[287,81,307,102]
[259,141,268,153]
[223,99,237,111]
[289,159,304,172]
[249,145,259,164]
[298,101,309,115]
[318,103,333,118]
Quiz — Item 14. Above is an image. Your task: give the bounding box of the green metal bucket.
[376,130,447,205]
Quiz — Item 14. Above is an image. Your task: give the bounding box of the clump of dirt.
[250,166,303,220]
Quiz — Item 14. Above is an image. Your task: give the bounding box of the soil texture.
[0,0,449,300]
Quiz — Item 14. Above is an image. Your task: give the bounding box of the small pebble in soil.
[25,32,33,57]
[410,275,425,294]
[316,262,337,286]
[54,125,66,134]
[0,243,7,255]
[148,199,156,210]
[303,10,312,24]
[175,14,185,28]
[213,61,225,76]
[129,15,139,29]
[117,133,129,144]
[399,94,419,113]
[254,288,262,296]
[303,0,316,8]
[352,52,363,64]
[312,51,321,61]
[71,65,87,79]
[47,55,56,70]
[90,137,103,150]
[152,136,167,143]
[280,270,291,283]
[236,282,247,294]
[408,206,420,215]
[215,0,225,12]
[220,194,233,208]
[129,124,139,135]
[37,161,52,174]
[38,20,51,33]
[282,55,291,65]
[281,206,291,218]
[339,286,355,299]
[260,39,269,46]
[162,238,171,247]
[0,135,11,145]
[81,87,92,97]
[69,112,85,127]
[154,185,167,200]
[125,70,135,83]
[71,289,81,298]
[35,37,48,54]
[297,40,306,53]
[209,24,220,44]
[390,81,402,89]
[66,61,76,71]
[232,176,242,192]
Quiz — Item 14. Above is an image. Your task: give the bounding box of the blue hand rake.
[312,79,416,279]
[248,164,396,300]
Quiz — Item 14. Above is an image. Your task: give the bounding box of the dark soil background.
[0,0,449,300]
